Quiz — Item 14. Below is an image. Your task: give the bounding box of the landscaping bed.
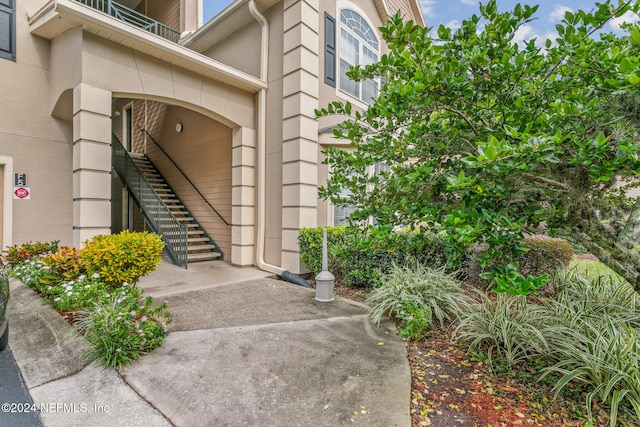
[329,258,639,427]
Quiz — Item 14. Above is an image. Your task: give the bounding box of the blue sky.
[202,1,639,41]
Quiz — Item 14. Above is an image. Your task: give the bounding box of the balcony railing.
[74,0,180,42]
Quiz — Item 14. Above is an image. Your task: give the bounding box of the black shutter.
[324,13,336,87]
[0,0,15,61]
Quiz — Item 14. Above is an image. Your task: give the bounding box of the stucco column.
[231,127,257,266]
[72,83,112,246]
[281,0,320,272]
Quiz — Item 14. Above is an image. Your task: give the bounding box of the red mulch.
[407,329,591,427]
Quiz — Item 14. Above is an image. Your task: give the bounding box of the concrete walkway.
[8,261,411,427]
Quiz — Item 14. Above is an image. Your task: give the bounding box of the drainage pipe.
[281,270,312,288]
[249,0,284,276]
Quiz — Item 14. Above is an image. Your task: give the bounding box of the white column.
[281,0,320,272]
[72,83,112,246]
[231,127,257,266]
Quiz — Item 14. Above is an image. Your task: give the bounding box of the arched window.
[339,9,379,103]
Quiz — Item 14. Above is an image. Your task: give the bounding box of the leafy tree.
[316,1,640,294]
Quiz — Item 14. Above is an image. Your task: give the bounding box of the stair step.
[188,237,210,243]
[164,229,204,236]
[188,252,222,262]
[126,152,223,265]
[188,244,217,252]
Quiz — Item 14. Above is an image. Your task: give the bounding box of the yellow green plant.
[41,246,85,281]
[81,231,164,288]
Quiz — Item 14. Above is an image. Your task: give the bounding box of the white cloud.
[549,5,573,22]
[512,25,555,49]
[609,10,640,33]
[513,24,537,44]
[444,19,462,32]
[420,0,436,17]
[460,0,477,5]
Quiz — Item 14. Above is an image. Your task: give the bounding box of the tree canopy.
[316,0,640,294]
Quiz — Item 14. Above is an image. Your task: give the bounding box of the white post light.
[315,228,335,302]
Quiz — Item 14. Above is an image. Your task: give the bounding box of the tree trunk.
[617,195,640,248]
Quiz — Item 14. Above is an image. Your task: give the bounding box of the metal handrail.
[112,135,189,268]
[74,0,181,42]
[140,128,231,227]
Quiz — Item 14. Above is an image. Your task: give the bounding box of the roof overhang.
[28,0,267,93]
[182,0,280,53]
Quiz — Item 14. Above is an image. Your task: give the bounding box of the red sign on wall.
[13,187,30,199]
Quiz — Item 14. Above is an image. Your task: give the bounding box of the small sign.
[13,187,30,200]
[14,173,27,186]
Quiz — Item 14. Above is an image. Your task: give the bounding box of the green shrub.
[51,274,138,312]
[541,314,640,427]
[4,241,59,267]
[298,226,352,276]
[367,261,475,340]
[464,235,574,291]
[519,235,574,277]
[299,226,449,288]
[336,228,449,288]
[75,294,172,369]
[453,293,555,371]
[8,256,48,290]
[81,231,164,288]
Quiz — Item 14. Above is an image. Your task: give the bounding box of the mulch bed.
[407,329,591,427]
[329,279,619,427]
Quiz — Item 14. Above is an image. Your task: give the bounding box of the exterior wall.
[146,106,233,258]
[112,98,155,153]
[264,3,285,266]
[280,0,321,271]
[0,0,74,248]
[134,0,180,32]
[47,26,258,263]
[203,21,262,78]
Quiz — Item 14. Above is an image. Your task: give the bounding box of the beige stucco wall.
[264,3,285,266]
[203,20,262,78]
[0,1,74,248]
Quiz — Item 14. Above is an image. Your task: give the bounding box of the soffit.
[28,0,266,93]
[182,0,280,53]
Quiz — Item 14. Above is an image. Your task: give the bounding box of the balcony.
[73,0,180,42]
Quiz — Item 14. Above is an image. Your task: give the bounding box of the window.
[338,9,379,103]
[0,0,15,61]
[331,161,388,226]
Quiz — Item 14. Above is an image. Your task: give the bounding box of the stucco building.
[0,0,423,274]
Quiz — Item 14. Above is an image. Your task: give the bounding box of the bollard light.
[315,228,335,302]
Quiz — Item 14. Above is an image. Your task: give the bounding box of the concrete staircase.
[129,153,222,263]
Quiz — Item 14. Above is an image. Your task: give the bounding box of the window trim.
[0,0,15,61]
[337,7,380,104]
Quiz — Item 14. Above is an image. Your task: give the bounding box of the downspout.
[249,0,283,276]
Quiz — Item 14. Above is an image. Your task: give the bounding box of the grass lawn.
[569,257,625,281]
